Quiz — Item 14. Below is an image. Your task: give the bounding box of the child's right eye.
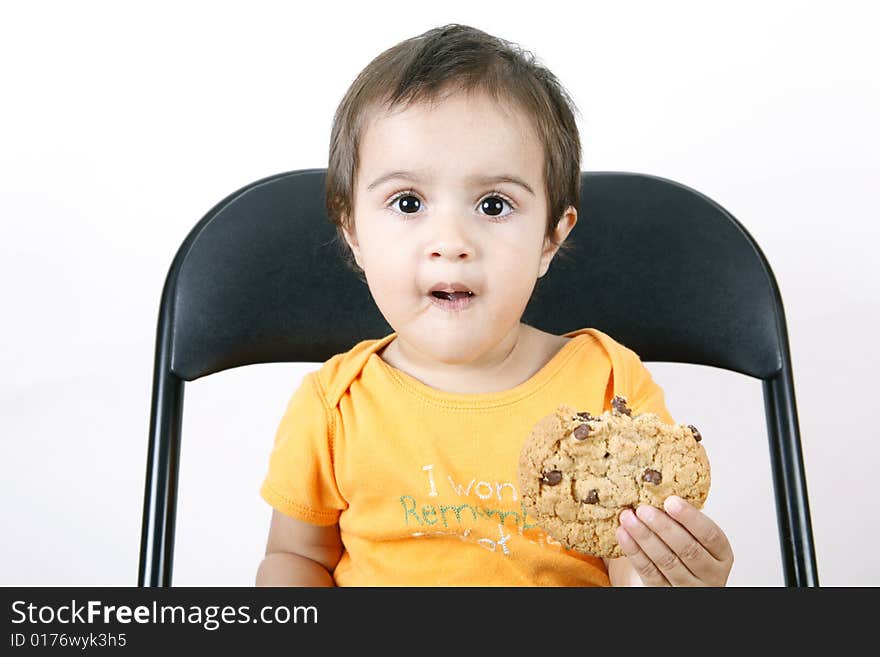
[388,191,422,215]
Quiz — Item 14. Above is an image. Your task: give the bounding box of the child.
[256,24,734,586]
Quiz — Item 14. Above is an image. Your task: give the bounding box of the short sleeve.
[259,371,346,526]
[618,345,676,425]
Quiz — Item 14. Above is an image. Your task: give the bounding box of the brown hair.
[325,23,582,282]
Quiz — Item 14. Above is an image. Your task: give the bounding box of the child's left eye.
[386,190,516,221]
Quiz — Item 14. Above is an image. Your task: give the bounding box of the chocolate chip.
[611,396,632,416]
[582,489,600,504]
[576,411,595,421]
[573,423,591,440]
[642,468,662,484]
[688,424,702,442]
[541,470,563,486]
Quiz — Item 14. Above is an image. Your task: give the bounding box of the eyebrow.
[366,171,535,196]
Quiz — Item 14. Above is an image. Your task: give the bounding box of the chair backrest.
[140,169,818,585]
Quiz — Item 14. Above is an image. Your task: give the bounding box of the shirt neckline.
[369,329,596,408]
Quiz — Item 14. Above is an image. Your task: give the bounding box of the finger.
[663,496,734,563]
[620,508,699,586]
[625,506,701,586]
[634,502,717,582]
[616,525,670,586]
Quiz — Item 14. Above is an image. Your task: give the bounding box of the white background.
[2,0,877,587]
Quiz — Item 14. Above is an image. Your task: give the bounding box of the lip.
[428,281,475,294]
[428,292,475,313]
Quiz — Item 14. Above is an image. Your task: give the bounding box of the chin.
[421,333,494,364]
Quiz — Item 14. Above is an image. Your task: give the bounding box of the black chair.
[139,169,818,586]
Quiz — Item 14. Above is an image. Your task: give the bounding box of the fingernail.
[664,496,684,514]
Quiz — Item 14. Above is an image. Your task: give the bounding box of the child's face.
[343,90,576,366]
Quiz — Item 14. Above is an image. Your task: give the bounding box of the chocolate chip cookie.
[517,396,710,558]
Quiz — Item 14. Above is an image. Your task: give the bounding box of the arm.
[255,509,343,586]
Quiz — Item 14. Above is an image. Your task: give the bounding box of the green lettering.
[439,503,478,527]
[497,509,521,528]
[479,507,522,529]
[421,505,438,525]
[521,501,537,531]
[400,495,422,525]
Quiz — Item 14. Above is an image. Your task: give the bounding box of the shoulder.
[562,327,672,421]
[562,327,645,374]
[313,333,395,408]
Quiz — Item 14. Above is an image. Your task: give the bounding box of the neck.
[382,323,536,394]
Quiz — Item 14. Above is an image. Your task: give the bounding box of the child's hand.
[614,495,734,586]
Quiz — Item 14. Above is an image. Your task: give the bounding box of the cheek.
[359,247,414,298]
[492,234,545,278]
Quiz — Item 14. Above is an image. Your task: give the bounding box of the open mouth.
[430,291,475,301]
[428,290,476,312]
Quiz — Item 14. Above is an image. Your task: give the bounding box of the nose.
[424,213,475,261]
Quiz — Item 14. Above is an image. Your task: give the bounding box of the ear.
[342,220,364,269]
[538,206,577,278]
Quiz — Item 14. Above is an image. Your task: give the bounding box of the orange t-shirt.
[260,327,675,586]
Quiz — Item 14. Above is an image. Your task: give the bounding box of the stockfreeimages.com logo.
[11,599,317,631]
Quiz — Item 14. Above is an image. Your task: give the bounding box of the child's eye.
[386,190,516,221]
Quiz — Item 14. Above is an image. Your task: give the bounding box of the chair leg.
[138,366,184,587]
[763,367,819,586]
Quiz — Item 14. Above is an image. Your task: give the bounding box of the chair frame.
[138,170,819,586]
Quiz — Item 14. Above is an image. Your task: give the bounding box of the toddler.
[256,24,734,586]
